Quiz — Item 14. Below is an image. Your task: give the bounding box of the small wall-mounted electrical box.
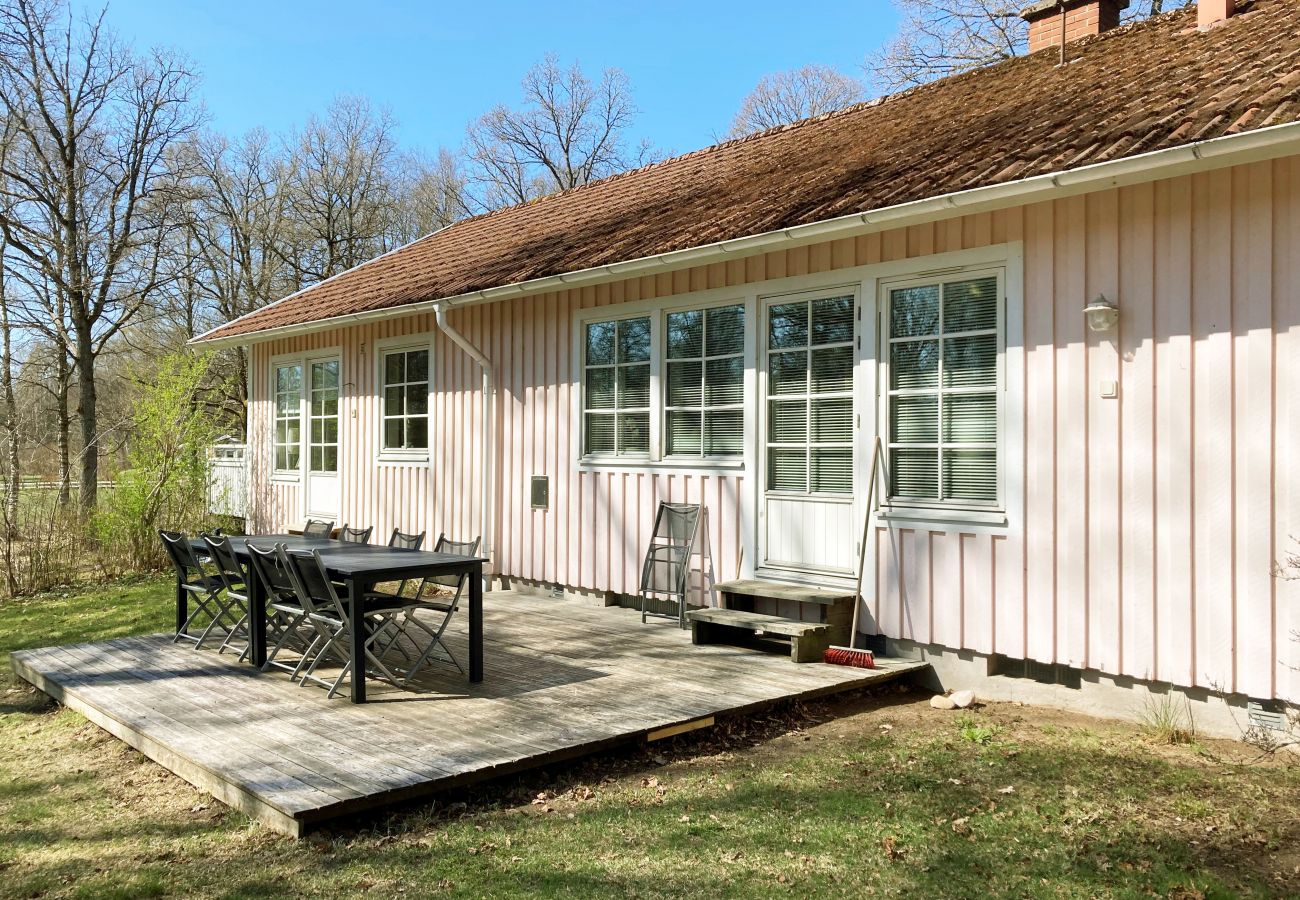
[530,475,550,510]
[1099,379,1119,399]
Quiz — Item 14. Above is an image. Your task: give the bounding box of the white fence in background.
[207,441,247,519]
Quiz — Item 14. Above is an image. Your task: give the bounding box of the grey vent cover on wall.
[1247,699,1285,731]
[531,476,549,510]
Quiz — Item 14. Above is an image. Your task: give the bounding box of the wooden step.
[687,607,832,663]
[713,579,856,607]
[688,607,830,637]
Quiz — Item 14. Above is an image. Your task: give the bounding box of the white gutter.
[433,302,495,588]
[192,119,1300,350]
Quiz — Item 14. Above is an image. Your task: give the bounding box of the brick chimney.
[1021,1,1130,55]
[1198,0,1236,29]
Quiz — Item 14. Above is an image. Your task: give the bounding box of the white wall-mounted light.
[1083,295,1119,333]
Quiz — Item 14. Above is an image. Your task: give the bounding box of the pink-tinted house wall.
[244,157,1300,707]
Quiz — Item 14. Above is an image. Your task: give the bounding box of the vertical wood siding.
[245,158,1300,704]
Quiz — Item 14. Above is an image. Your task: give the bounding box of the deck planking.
[12,591,927,836]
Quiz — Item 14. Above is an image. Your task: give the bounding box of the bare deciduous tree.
[464,54,656,209]
[389,147,468,244]
[727,65,865,137]
[279,95,403,287]
[0,0,199,509]
[865,0,1192,92]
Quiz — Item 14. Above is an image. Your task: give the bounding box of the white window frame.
[268,345,343,484]
[580,312,654,459]
[375,334,435,464]
[272,361,303,478]
[871,259,1018,529]
[663,300,747,461]
[573,295,754,471]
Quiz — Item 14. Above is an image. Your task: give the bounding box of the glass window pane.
[407,384,428,415]
[890,449,938,500]
[666,361,703,407]
[891,340,939,390]
[384,418,404,449]
[705,410,743,455]
[585,414,615,454]
[586,321,616,365]
[811,346,853,394]
[943,392,996,443]
[943,334,997,387]
[666,310,703,359]
[706,305,745,356]
[384,385,405,416]
[384,352,405,385]
[617,412,650,453]
[323,446,338,472]
[407,349,429,384]
[944,449,997,502]
[768,350,807,395]
[811,398,853,442]
[618,364,650,409]
[323,419,338,445]
[890,395,938,443]
[275,421,289,444]
[310,394,324,417]
[322,391,338,417]
[768,448,807,492]
[768,399,807,443]
[811,449,853,493]
[812,296,854,345]
[285,420,300,444]
[407,417,429,450]
[310,447,323,472]
[308,418,320,445]
[312,361,338,390]
[665,411,702,455]
[943,277,998,333]
[274,447,285,470]
[277,365,301,395]
[618,317,651,363]
[286,447,300,470]
[705,357,743,406]
[768,302,808,349]
[585,368,615,410]
[891,285,939,337]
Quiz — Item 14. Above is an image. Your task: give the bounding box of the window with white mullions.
[273,364,302,472]
[765,295,855,494]
[886,274,1001,506]
[381,348,430,451]
[664,303,745,458]
[583,316,651,455]
[308,360,340,473]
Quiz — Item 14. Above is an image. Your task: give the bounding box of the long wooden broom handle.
[848,436,885,652]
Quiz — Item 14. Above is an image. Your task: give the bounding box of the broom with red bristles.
[824,437,885,669]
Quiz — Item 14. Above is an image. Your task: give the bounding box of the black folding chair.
[374,534,481,683]
[338,525,373,544]
[283,548,404,698]
[302,519,334,538]
[639,503,703,629]
[201,533,252,659]
[160,530,227,647]
[246,541,314,677]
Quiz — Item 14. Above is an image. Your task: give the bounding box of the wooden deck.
[11,591,926,837]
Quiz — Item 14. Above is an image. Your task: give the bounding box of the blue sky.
[103,0,900,158]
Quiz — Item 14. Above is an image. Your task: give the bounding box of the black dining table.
[185,534,486,703]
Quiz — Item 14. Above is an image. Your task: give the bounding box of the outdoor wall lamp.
[1083,294,1119,332]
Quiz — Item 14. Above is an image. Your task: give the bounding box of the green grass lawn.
[2,578,1298,899]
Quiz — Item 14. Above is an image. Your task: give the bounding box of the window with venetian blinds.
[765,295,855,494]
[886,274,1000,506]
[584,316,651,455]
[664,304,745,457]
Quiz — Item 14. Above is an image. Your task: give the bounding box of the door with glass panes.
[758,290,858,577]
[303,356,340,520]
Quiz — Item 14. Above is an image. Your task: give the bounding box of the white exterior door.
[303,356,340,521]
[757,289,858,580]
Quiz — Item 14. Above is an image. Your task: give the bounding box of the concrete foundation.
[889,637,1297,747]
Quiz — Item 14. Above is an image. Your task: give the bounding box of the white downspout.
[433,302,495,589]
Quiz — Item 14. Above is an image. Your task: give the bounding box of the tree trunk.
[76,326,97,510]
[56,351,72,507]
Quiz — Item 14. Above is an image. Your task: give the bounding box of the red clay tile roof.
[198,0,1300,343]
